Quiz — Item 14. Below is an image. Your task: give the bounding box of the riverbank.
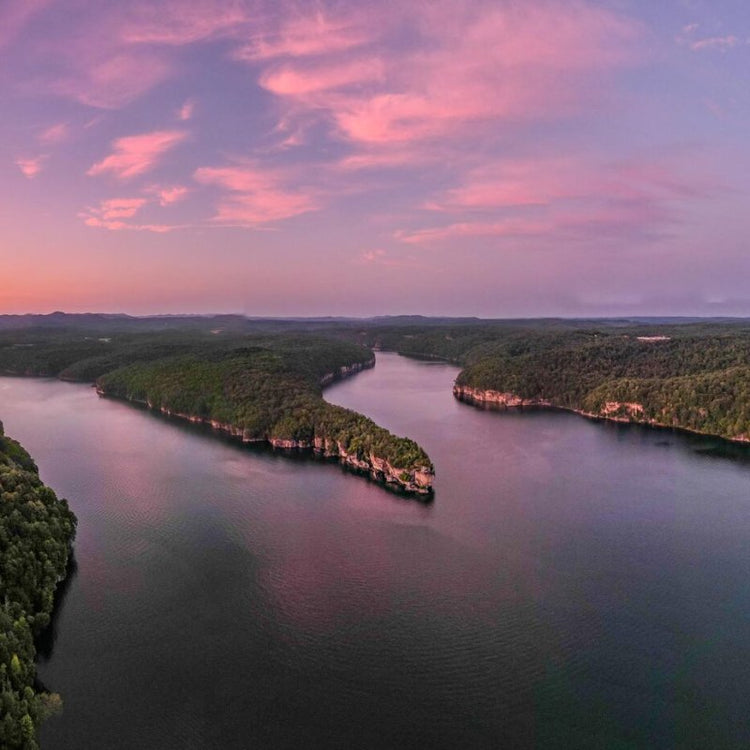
[453,384,750,445]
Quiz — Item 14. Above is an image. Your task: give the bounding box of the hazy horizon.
[5,309,750,322]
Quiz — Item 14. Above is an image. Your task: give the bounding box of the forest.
[3,314,750,477]
[0,422,77,749]
[358,321,750,442]
[0,328,433,492]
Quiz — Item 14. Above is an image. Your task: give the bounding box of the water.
[1,353,749,748]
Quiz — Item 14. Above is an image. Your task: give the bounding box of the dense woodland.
[360,321,750,442]
[0,422,76,749]
[0,329,433,475]
[3,314,750,470]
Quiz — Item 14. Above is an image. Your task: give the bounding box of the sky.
[1,0,749,317]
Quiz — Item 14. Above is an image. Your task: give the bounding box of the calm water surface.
[1,353,750,748]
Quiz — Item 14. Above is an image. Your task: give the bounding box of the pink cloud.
[357,248,417,268]
[38,122,69,145]
[676,24,744,52]
[88,130,188,180]
[120,1,250,45]
[236,11,372,61]
[336,148,431,171]
[79,197,146,230]
[178,99,196,121]
[50,50,174,109]
[79,197,182,233]
[79,190,192,232]
[82,216,179,233]
[95,198,147,220]
[146,184,189,205]
[253,1,644,150]
[15,156,46,178]
[400,151,715,246]
[689,35,739,51]
[425,159,585,211]
[259,58,385,96]
[361,249,386,263]
[396,219,547,245]
[194,163,320,225]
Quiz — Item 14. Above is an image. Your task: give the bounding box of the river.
[1,352,749,748]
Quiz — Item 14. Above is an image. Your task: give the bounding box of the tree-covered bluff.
[366,322,750,443]
[0,328,433,495]
[95,338,433,493]
[0,420,77,750]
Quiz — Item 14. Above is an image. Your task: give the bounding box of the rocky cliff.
[453,384,750,443]
[453,384,551,408]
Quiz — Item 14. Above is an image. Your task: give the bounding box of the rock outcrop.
[452,384,551,408]
[453,383,750,444]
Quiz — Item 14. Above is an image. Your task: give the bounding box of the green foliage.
[95,337,433,471]
[0,328,433,472]
[0,428,77,748]
[387,324,750,442]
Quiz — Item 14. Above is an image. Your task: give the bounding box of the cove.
[1,352,749,748]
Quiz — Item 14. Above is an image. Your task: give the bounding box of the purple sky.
[1,0,749,317]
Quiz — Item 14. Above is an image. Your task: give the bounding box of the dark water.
[1,353,750,749]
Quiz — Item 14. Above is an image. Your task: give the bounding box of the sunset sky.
[2,0,749,317]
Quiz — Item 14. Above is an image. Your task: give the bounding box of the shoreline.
[453,384,750,446]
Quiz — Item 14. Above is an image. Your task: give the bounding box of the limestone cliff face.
[453,384,649,423]
[452,384,551,408]
[318,357,375,386]
[453,384,750,444]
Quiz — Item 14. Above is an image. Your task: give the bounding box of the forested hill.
[362,322,750,443]
[0,421,77,749]
[0,331,433,495]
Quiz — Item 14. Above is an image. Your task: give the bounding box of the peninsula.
[0,325,434,496]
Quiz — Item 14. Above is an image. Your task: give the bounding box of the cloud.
[38,122,69,145]
[250,1,644,152]
[178,99,196,121]
[424,158,585,211]
[50,50,174,109]
[16,156,46,178]
[79,197,145,229]
[399,152,717,246]
[194,162,320,225]
[79,197,182,232]
[235,10,372,61]
[259,58,385,96]
[88,130,188,179]
[676,24,744,52]
[360,248,386,263]
[335,148,431,171]
[396,219,546,245]
[689,35,739,51]
[357,248,417,268]
[120,1,251,45]
[145,184,189,205]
